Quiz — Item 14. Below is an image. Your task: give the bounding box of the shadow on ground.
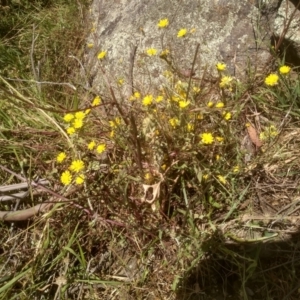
[176,229,300,300]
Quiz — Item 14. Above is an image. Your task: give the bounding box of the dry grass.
[1,2,300,300]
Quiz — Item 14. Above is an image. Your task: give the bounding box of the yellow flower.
[161,164,167,171]
[177,28,187,38]
[60,170,72,186]
[97,51,107,60]
[219,76,233,88]
[216,154,221,161]
[203,174,209,180]
[63,113,74,122]
[110,130,114,138]
[56,152,66,163]
[160,49,170,57]
[92,96,101,106]
[233,165,240,173]
[85,109,91,114]
[157,18,169,28]
[67,127,75,135]
[169,117,180,128]
[88,140,96,150]
[129,91,141,101]
[217,175,226,184]
[75,174,85,185]
[179,100,190,109]
[142,94,153,106]
[207,101,214,108]
[96,144,106,154]
[118,78,124,85]
[156,95,164,102]
[201,133,214,145]
[216,62,226,71]
[193,86,201,94]
[69,160,85,173]
[73,118,83,129]
[215,102,224,108]
[187,123,194,132]
[224,112,231,120]
[279,65,291,75]
[260,125,278,140]
[264,73,279,86]
[146,48,157,56]
[144,172,152,181]
[75,111,86,120]
[134,91,141,99]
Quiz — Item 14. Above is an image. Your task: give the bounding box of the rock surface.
[83,0,300,95]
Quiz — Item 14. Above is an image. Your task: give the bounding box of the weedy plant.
[1,2,300,300]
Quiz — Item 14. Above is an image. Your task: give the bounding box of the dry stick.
[0,165,86,221]
[99,59,143,173]
[186,43,200,101]
[128,45,143,173]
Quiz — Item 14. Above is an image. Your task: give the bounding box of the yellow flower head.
[264,73,279,86]
[118,78,124,85]
[156,95,164,103]
[97,51,107,60]
[215,102,224,108]
[233,165,240,173]
[279,65,291,75]
[75,174,85,185]
[207,101,214,108]
[216,62,226,71]
[63,113,74,122]
[69,160,85,173]
[142,94,153,106]
[187,123,194,132]
[224,112,231,120]
[201,133,214,145]
[92,96,101,106]
[134,91,141,99]
[146,48,157,56]
[169,117,180,128]
[129,91,141,101]
[75,111,86,120]
[87,43,94,49]
[67,127,76,135]
[177,28,187,38]
[88,140,96,150]
[56,152,66,163]
[60,170,72,186]
[144,172,152,181]
[219,76,233,88]
[160,49,170,57]
[193,86,201,94]
[73,118,83,129]
[96,144,106,154]
[157,18,169,28]
[179,100,190,109]
[217,175,226,185]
